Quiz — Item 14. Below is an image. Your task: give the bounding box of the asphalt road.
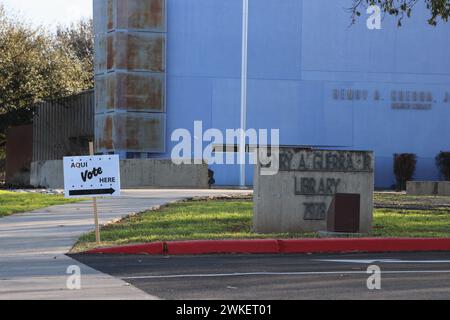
[71,251,450,300]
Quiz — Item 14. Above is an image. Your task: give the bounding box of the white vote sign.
[63,155,121,198]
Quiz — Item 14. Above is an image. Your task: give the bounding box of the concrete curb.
[84,238,450,255]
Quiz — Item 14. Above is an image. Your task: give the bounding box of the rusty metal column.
[93,0,167,157]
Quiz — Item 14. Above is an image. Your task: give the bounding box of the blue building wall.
[156,0,450,188]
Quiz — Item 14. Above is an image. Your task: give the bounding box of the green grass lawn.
[73,193,450,252]
[0,190,82,218]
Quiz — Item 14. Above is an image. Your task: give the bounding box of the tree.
[0,5,93,160]
[56,19,94,88]
[350,0,450,26]
[393,153,417,190]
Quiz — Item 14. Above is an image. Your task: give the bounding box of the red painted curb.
[166,240,280,255]
[278,238,450,254]
[81,238,450,255]
[85,242,165,255]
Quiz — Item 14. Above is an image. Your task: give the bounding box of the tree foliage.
[393,153,417,190]
[350,0,450,26]
[55,19,94,88]
[0,5,93,157]
[436,152,450,181]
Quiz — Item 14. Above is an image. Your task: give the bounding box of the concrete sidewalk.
[0,189,251,300]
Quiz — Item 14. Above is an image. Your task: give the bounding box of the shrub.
[436,152,450,181]
[208,169,216,188]
[393,153,417,191]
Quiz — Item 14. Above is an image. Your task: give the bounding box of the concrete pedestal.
[253,148,374,234]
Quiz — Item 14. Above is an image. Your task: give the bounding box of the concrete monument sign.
[253,148,374,234]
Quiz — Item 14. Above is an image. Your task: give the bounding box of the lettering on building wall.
[391,90,433,110]
[331,88,448,110]
[332,89,369,101]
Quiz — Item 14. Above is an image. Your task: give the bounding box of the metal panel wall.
[32,91,94,161]
[94,0,167,156]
